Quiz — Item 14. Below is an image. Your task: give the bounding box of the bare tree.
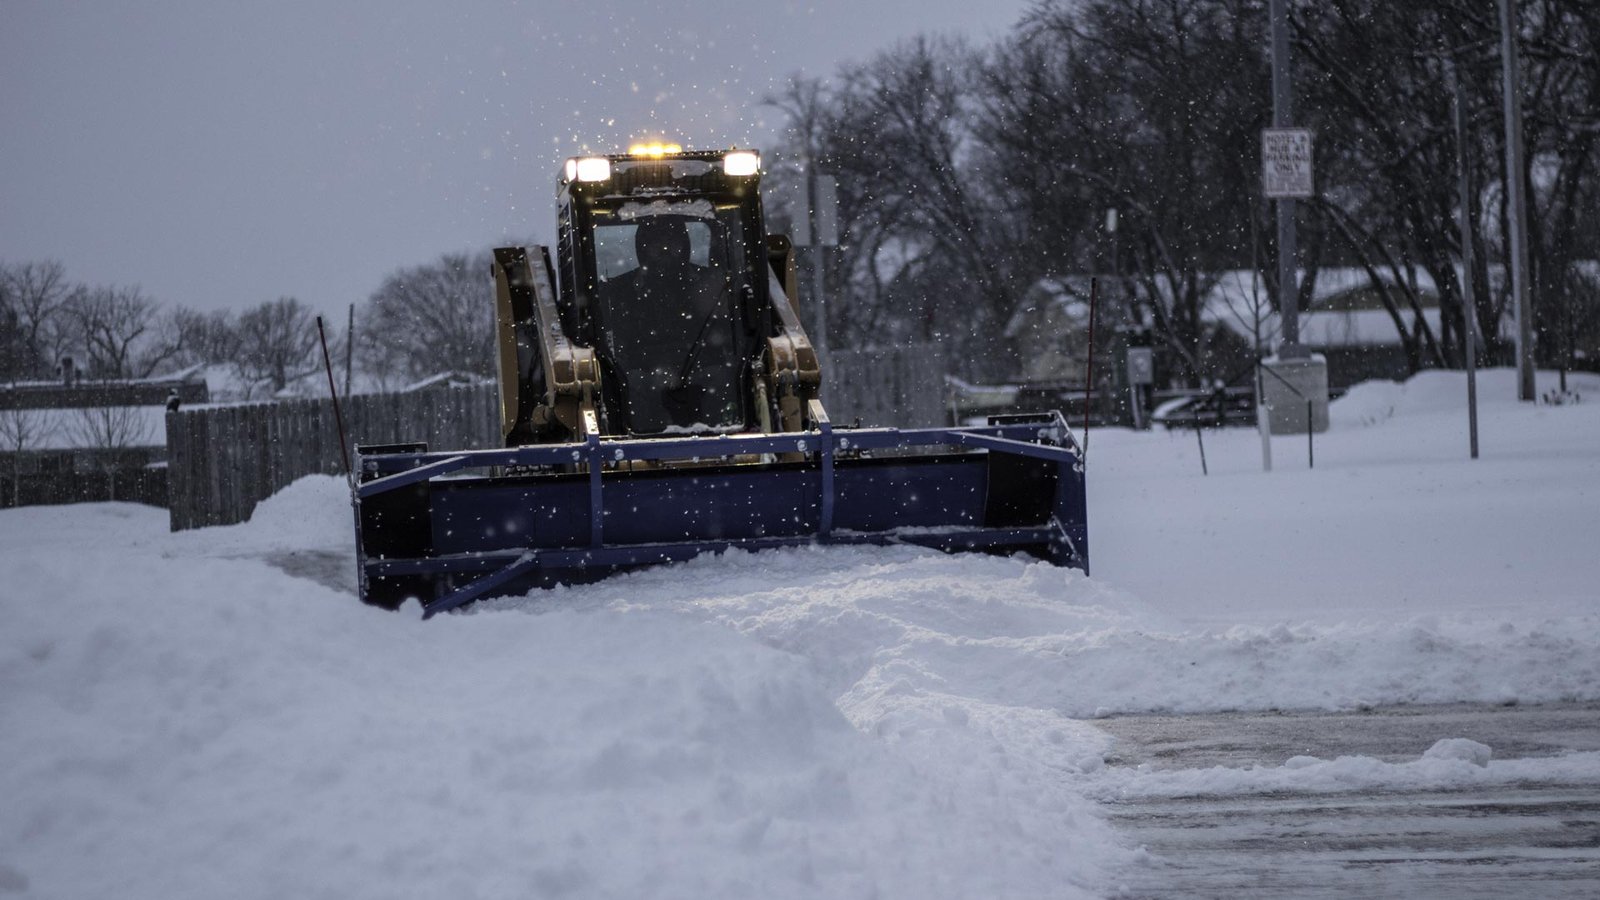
[63,285,185,379]
[766,75,939,353]
[234,297,320,396]
[768,39,1031,378]
[0,407,55,506]
[0,298,17,382]
[358,252,496,387]
[169,307,242,369]
[982,0,1274,386]
[0,260,73,381]
[69,405,151,502]
[1290,0,1600,371]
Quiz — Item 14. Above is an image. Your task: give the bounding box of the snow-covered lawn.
[2,368,1596,898]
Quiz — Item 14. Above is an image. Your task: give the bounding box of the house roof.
[1013,265,1525,349]
[400,371,491,392]
[1,372,206,411]
[1202,266,1516,348]
[1004,277,1096,339]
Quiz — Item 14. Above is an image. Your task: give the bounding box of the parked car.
[1150,386,1257,429]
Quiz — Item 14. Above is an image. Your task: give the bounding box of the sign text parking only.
[1262,128,1314,198]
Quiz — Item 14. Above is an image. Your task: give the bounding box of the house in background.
[1203,266,1515,389]
[1004,276,1100,385]
[0,363,207,508]
[1005,267,1516,395]
[1006,275,1257,388]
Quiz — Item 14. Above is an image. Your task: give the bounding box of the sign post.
[1261,0,1329,437]
[1125,346,1152,430]
[1261,125,1313,359]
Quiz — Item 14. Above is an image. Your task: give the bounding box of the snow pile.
[1,510,1126,899]
[496,548,1133,765]
[1422,737,1492,766]
[1328,378,1402,428]
[1387,368,1509,416]
[1329,368,1597,430]
[172,472,353,556]
[501,548,1600,719]
[244,472,354,549]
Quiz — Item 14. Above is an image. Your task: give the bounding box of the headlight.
[573,157,611,182]
[722,150,760,177]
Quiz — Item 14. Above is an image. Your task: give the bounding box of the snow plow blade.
[354,407,1087,618]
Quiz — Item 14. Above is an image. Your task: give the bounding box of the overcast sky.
[1,0,1029,320]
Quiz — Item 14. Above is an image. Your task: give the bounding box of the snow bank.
[494,545,1600,719]
[170,473,353,557]
[1331,367,1600,429]
[1091,368,1600,629]
[0,511,1125,900]
[244,473,354,550]
[1423,737,1492,766]
[1328,378,1403,428]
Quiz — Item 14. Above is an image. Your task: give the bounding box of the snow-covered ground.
[2,368,1596,898]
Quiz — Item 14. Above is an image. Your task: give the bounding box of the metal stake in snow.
[317,315,352,484]
[1081,277,1099,461]
[343,302,355,401]
[1256,365,1273,473]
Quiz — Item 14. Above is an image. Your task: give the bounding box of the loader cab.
[556,148,771,436]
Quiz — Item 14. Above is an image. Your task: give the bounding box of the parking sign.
[1262,128,1314,198]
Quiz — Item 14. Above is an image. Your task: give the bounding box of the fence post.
[1307,399,1314,469]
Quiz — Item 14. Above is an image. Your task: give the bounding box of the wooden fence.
[165,346,950,532]
[165,385,500,531]
[1,467,168,509]
[826,344,949,429]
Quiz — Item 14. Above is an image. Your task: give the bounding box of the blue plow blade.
[352,408,1087,618]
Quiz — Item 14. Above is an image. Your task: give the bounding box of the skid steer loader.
[353,145,1087,616]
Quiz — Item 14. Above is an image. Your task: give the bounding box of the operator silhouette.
[608,216,722,309]
[602,215,733,432]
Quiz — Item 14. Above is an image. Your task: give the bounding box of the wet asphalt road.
[1095,703,1600,898]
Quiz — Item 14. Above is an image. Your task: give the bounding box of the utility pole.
[1449,61,1481,459]
[1498,0,1536,401]
[1260,0,1328,435]
[1270,0,1301,359]
[808,168,831,377]
[796,161,838,397]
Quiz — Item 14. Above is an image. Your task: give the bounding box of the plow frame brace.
[492,246,599,442]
